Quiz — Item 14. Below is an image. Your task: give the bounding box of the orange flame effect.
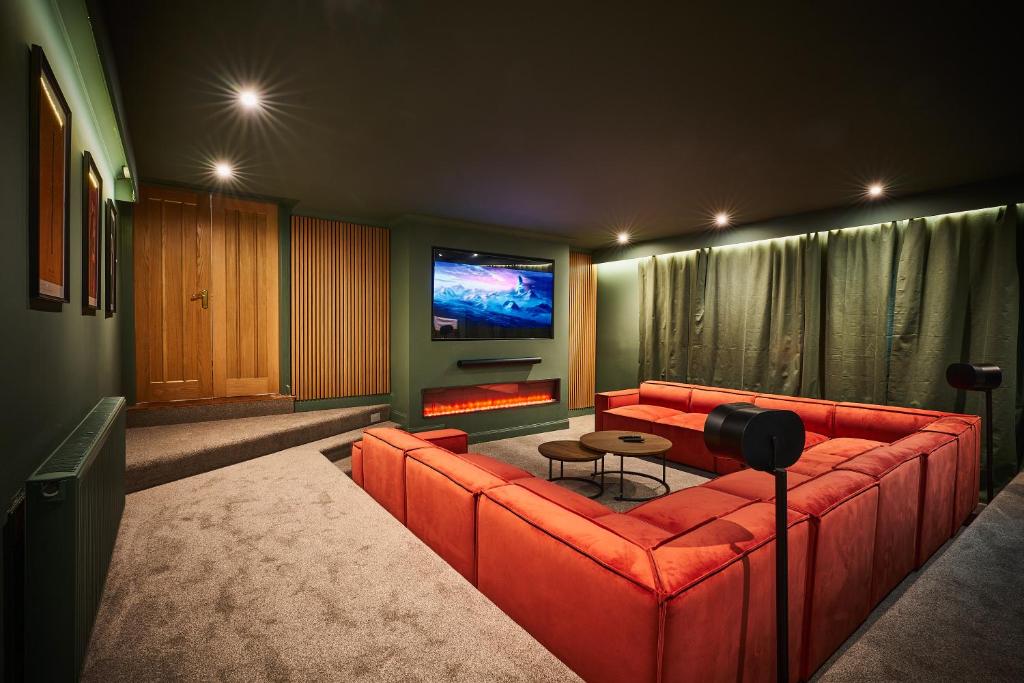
[423,393,555,418]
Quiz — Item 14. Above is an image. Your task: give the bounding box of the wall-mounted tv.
[432,247,554,340]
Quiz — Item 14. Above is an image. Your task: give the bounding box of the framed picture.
[29,44,72,304]
[104,200,118,317]
[82,152,102,313]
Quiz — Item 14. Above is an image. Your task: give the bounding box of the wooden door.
[133,186,214,402]
[211,195,280,397]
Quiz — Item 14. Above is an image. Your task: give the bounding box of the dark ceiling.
[98,1,1023,247]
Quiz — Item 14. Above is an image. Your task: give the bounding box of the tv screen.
[432,248,554,340]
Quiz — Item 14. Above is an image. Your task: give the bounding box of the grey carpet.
[126,405,390,493]
[813,471,1024,682]
[83,446,579,682]
[335,415,712,513]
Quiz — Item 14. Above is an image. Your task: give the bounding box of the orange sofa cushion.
[754,394,837,436]
[603,404,683,433]
[514,477,610,518]
[459,452,533,483]
[652,412,716,471]
[361,428,434,523]
[405,447,510,582]
[655,503,811,683]
[639,380,693,412]
[837,441,923,605]
[689,387,757,414]
[922,415,982,531]
[833,402,941,442]
[477,486,659,683]
[703,468,812,502]
[415,428,469,454]
[627,485,753,537]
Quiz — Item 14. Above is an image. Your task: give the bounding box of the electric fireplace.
[422,379,560,418]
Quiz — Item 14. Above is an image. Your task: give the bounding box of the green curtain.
[636,204,1022,490]
[690,235,820,395]
[638,251,701,382]
[887,205,1019,485]
[823,222,898,404]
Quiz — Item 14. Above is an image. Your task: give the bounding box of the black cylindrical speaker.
[946,363,1003,391]
[703,402,805,471]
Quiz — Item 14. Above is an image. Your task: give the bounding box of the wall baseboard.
[295,394,393,413]
[467,418,571,444]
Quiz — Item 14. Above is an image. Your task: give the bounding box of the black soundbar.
[457,357,542,368]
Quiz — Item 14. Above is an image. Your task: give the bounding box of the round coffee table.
[538,440,605,499]
[579,431,672,501]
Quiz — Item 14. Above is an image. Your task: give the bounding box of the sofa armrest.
[595,389,639,431]
[415,428,469,454]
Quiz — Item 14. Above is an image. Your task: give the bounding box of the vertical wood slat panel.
[290,216,390,400]
[568,251,597,409]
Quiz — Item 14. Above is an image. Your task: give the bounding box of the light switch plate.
[370,412,381,423]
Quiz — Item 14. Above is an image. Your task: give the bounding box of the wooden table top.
[579,431,672,457]
[537,440,605,463]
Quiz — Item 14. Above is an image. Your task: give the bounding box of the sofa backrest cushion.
[833,403,942,442]
[753,394,837,437]
[639,381,692,412]
[786,470,877,517]
[406,447,507,494]
[836,441,922,479]
[363,426,436,452]
[652,502,809,596]
[689,387,757,414]
[482,484,656,588]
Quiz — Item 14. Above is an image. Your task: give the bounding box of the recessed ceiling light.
[238,89,261,110]
[214,162,234,180]
[867,182,885,198]
[617,232,630,245]
[714,212,730,227]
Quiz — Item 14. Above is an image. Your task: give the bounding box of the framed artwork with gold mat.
[82,152,102,313]
[29,44,72,305]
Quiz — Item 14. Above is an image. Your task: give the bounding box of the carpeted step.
[127,395,296,427]
[305,421,398,462]
[125,404,390,492]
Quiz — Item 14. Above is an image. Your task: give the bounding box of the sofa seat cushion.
[627,486,753,537]
[787,447,850,477]
[593,512,674,549]
[703,469,812,502]
[459,453,533,483]
[514,478,611,519]
[415,428,469,454]
[802,437,885,460]
[653,502,809,596]
[603,404,684,432]
[407,448,509,494]
[482,485,656,589]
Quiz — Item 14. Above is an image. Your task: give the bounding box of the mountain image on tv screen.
[432,248,554,339]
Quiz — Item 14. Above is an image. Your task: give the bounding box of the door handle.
[190,289,209,309]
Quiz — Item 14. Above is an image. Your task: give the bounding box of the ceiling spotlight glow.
[867,182,885,198]
[617,232,630,245]
[214,162,234,180]
[714,212,730,227]
[238,89,261,109]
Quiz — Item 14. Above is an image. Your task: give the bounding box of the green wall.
[595,260,641,392]
[390,216,570,441]
[593,176,1024,392]
[0,0,133,669]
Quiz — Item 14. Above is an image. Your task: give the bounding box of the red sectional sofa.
[349,383,980,682]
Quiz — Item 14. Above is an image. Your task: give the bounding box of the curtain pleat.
[823,222,898,404]
[636,204,1022,489]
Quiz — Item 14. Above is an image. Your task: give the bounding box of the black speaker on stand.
[946,362,1002,502]
[704,403,804,683]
